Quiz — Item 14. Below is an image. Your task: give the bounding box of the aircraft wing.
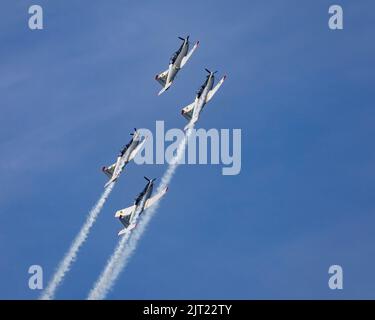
[181,101,196,121]
[180,41,199,68]
[155,69,169,87]
[144,186,168,209]
[115,204,136,218]
[206,75,226,103]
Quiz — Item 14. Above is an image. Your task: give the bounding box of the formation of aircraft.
[102,129,146,188]
[181,68,226,130]
[155,36,199,95]
[102,36,226,236]
[115,177,168,235]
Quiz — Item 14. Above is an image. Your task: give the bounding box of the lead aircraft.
[155,36,199,95]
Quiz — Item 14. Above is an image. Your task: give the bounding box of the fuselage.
[193,73,215,119]
[118,180,156,233]
[166,39,189,85]
[107,132,143,186]
[134,180,154,215]
[118,132,142,166]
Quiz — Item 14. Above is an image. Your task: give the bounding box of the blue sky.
[1,0,375,299]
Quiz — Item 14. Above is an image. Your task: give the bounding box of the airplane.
[155,35,199,96]
[102,128,146,188]
[115,177,168,235]
[181,68,226,130]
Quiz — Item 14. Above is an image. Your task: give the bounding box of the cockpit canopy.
[135,188,147,205]
[169,40,187,65]
[119,140,132,156]
[169,51,179,65]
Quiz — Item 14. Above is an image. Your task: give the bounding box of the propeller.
[130,128,137,136]
[205,68,218,74]
[178,35,189,42]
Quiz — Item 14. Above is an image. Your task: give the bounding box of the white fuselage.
[166,40,189,86]
[191,74,214,124]
[129,181,154,225]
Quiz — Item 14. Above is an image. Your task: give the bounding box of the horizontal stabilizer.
[102,162,116,179]
[115,205,136,218]
[180,101,196,121]
[155,69,169,87]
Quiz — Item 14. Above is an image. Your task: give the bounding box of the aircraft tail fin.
[118,223,136,236]
[118,228,127,236]
[104,179,114,188]
[158,82,172,96]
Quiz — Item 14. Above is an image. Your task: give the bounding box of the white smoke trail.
[88,126,194,300]
[40,182,115,300]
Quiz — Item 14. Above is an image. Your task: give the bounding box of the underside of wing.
[155,69,169,87]
[181,41,199,68]
[102,163,116,179]
[119,214,131,229]
[144,186,168,209]
[181,101,195,121]
[115,204,136,218]
[206,75,226,103]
